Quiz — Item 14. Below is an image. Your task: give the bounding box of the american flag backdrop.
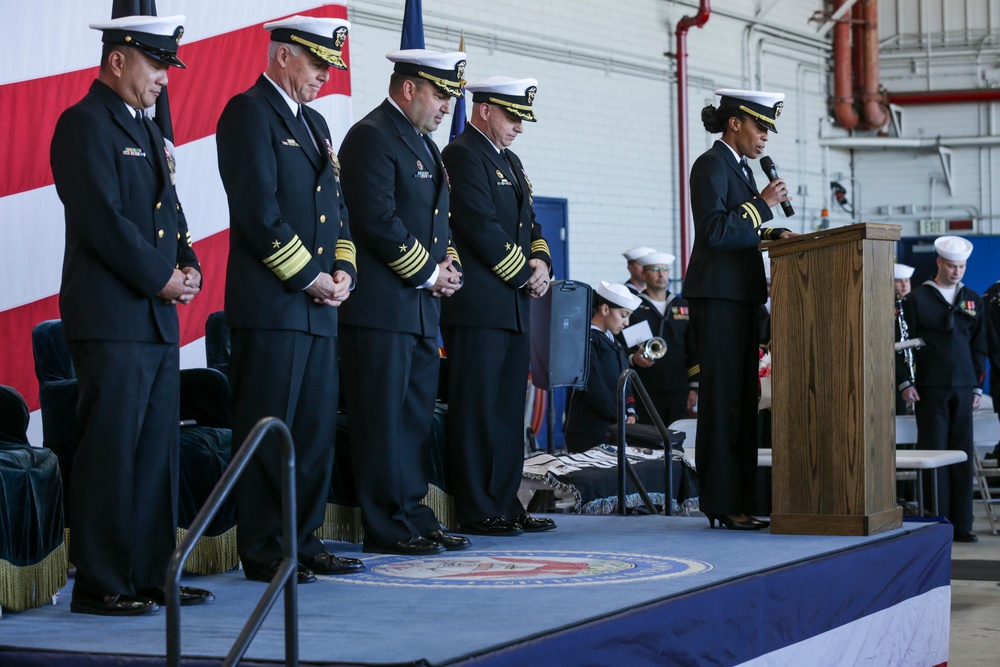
[0,2,352,418]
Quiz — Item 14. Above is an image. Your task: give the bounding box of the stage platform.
[0,515,951,666]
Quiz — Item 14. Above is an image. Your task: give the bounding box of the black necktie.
[297,106,319,158]
[502,150,522,194]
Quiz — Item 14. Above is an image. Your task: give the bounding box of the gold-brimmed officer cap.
[387,49,467,98]
[715,88,785,133]
[466,76,539,122]
[264,15,350,70]
[90,14,187,68]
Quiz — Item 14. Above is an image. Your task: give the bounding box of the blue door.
[531,197,571,450]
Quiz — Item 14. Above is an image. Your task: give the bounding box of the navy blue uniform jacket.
[440,126,550,332]
[338,100,459,337]
[52,80,199,343]
[217,75,356,336]
[684,140,784,304]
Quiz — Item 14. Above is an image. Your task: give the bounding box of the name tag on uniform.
[122,147,146,157]
[281,139,301,147]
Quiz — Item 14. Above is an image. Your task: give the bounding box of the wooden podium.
[765,223,903,536]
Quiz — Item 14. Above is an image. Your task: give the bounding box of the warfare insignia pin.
[496,169,504,179]
[417,160,424,171]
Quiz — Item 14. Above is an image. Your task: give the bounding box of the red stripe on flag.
[0,229,229,412]
[0,3,349,199]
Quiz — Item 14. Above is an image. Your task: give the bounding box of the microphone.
[759,155,795,217]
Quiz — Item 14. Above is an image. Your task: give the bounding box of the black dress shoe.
[70,591,159,616]
[245,560,316,584]
[954,530,979,543]
[512,513,557,532]
[137,586,215,606]
[363,535,446,556]
[749,517,771,528]
[304,550,365,575]
[706,514,764,530]
[424,529,472,551]
[459,517,524,536]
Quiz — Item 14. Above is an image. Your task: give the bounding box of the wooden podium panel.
[765,223,903,536]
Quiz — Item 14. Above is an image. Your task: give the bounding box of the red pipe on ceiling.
[676,0,711,275]
[888,89,1000,104]
[834,0,859,130]
[859,0,889,129]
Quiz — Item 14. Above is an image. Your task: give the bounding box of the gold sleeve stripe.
[388,242,430,280]
[263,236,312,281]
[740,202,762,228]
[335,239,357,267]
[493,246,527,281]
[185,232,193,247]
[688,365,700,378]
[447,246,461,264]
[531,239,551,256]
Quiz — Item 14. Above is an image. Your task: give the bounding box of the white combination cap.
[90,15,187,68]
[466,76,538,121]
[264,15,351,70]
[715,88,785,133]
[933,236,973,261]
[598,281,642,311]
[386,49,467,97]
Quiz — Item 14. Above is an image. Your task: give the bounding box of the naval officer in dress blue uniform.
[51,14,211,615]
[217,15,363,583]
[339,49,472,556]
[441,76,556,536]
[684,89,795,531]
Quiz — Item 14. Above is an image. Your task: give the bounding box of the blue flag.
[449,33,467,142]
[400,0,425,49]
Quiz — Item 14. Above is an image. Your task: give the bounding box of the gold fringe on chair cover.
[314,486,457,544]
[0,542,68,613]
[314,504,364,543]
[64,527,73,570]
[176,526,239,575]
[423,484,457,530]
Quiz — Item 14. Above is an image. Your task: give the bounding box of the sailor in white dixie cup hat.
[563,282,641,452]
[623,246,657,294]
[898,234,986,543]
[894,263,915,297]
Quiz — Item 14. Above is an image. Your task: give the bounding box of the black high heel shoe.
[749,516,771,528]
[706,514,763,530]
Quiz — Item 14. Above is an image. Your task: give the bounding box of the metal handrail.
[166,417,298,667]
[615,369,676,516]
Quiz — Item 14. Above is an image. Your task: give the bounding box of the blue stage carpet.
[0,515,948,666]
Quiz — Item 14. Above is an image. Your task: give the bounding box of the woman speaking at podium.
[684,89,796,531]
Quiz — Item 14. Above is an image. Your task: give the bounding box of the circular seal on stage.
[323,550,713,588]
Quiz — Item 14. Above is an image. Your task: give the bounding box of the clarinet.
[895,291,916,389]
